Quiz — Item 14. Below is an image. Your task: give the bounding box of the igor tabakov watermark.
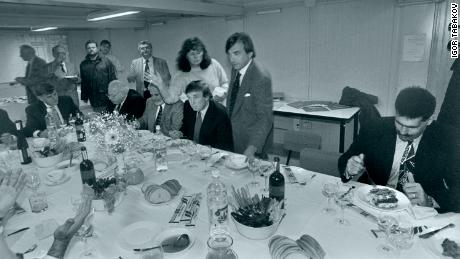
[451,2,458,58]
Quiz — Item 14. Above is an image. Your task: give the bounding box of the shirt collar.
[143,57,153,64]
[238,59,252,79]
[199,101,210,119]
[396,134,423,151]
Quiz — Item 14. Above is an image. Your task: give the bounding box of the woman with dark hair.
[156,37,228,104]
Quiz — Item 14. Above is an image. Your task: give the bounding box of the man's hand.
[1,133,15,146]
[345,153,365,178]
[213,92,227,103]
[403,183,430,206]
[38,130,49,138]
[145,71,165,89]
[0,170,26,219]
[244,145,257,164]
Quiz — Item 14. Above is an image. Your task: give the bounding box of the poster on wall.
[402,34,426,62]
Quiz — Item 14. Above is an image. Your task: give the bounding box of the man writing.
[107,80,145,121]
[225,32,273,161]
[339,86,459,212]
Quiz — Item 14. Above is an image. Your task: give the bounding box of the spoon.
[133,234,190,252]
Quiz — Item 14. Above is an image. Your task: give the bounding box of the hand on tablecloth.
[0,133,16,146]
[0,170,26,220]
[244,145,257,163]
[403,182,430,207]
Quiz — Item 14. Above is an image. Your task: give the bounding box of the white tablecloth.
[4,138,459,259]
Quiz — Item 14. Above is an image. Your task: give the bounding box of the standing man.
[127,40,171,100]
[46,44,80,107]
[13,45,47,104]
[100,39,124,77]
[225,32,273,161]
[80,40,117,113]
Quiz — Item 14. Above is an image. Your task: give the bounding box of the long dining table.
[4,132,459,259]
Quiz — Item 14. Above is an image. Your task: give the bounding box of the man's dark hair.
[100,39,111,48]
[185,80,212,98]
[20,44,35,54]
[85,40,98,48]
[225,32,256,58]
[395,86,436,121]
[34,83,55,97]
[177,37,211,72]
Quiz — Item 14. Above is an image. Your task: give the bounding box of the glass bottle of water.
[45,108,58,146]
[207,170,229,237]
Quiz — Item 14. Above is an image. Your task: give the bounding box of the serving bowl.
[34,152,63,168]
[231,215,281,240]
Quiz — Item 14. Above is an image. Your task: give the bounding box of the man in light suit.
[127,40,171,100]
[46,45,80,107]
[139,85,183,138]
[225,33,273,160]
[14,45,47,104]
[107,80,145,121]
[181,80,233,152]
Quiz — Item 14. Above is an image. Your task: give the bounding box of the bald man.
[107,80,145,120]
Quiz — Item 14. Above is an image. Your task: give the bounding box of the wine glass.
[248,159,261,187]
[386,218,415,255]
[376,215,399,255]
[259,162,274,193]
[334,188,354,226]
[200,145,213,173]
[321,181,339,214]
[27,172,41,193]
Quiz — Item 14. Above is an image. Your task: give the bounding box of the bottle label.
[214,205,228,224]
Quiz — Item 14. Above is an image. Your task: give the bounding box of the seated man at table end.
[107,80,145,121]
[138,84,183,138]
[23,83,80,138]
[338,86,459,212]
[180,80,233,152]
[0,109,17,146]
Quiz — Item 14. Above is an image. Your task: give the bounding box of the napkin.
[410,205,438,220]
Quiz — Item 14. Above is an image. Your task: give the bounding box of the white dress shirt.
[387,134,422,188]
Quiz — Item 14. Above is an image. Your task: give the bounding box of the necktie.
[228,72,241,116]
[60,63,66,73]
[396,141,415,192]
[143,60,152,99]
[193,112,202,143]
[153,105,163,133]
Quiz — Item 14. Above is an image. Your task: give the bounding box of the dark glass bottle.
[15,120,32,165]
[269,157,284,204]
[75,113,86,142]
[80,147,95,186]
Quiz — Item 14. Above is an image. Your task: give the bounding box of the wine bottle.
[269,157,284,204]
[75,113,86,142]
[15,120,32,165]
[80,147,95,186]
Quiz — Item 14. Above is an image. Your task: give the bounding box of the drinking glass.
[29,192,48,213]
[259,162,274,193]
[321,181,339,214]
[206,234,238,259]
[376,215,399,255]
[386,219,415,253]
[27,172,41,193]
[200,145,213,174]
[334,188,354,226]
[76,214,96,259]
[248,159,261,187]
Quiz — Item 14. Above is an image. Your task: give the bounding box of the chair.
[283,130,321,165]
[300,147,341,177]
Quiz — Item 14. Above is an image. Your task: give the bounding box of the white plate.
[153,227,195,256]
[354,185,410,212]
[55,159,81,170]
[142,184,185,207]
[224,154,248,170]
[44,169,71,186]
[117,221,163,251]
[167,149,186,163]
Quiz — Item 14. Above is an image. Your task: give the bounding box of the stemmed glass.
[179,142,197,167]
[321,181,339,214]
[76,211,97,258]
[27,172,41,193]
[200,145,213,174]
[259,162,274,193]
[376,215,399,255]
[248,159,261,187]
[334,188,354,226]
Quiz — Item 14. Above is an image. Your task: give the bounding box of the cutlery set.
[169,193,202,226]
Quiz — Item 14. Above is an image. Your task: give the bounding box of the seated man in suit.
[107,80,146,120]
[180,80,233,152]
[339,86,459,212]
[23,83,80,137]
[0,109,17,145]
[139,85,183,138]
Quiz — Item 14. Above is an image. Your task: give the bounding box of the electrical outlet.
[303,120,312,129]
[293,119,300,131]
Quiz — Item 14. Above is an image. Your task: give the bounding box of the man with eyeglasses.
[23,83,80,138]
[127,40,171,100]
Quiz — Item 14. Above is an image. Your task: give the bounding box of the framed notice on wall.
[402,34,426,62]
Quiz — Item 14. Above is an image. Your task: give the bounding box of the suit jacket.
[139,99,183,136]
[23,96,80,137]
[0,109,17,139]
[226,60,273,157]
[22,56,47,104]
[46,60,80,106]
[127,56,171,96]
[109,89,145,121]
[181,100,233,152]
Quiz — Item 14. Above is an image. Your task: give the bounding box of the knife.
[7,227,29,237]
[419,223,455,239]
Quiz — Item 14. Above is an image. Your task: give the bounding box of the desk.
[273,101,360,153]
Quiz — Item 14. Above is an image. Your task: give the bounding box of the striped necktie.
[396,141,415,192]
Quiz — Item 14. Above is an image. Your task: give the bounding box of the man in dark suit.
[339,86,460,212]
[225,32,273,160]
[181,80,233,152]
[23,83,80,138]
[107,80,146,121]
[0,109,17,144]
[14,45,47,104]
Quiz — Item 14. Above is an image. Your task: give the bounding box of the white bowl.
[32,138,49,149]
[34,152,63,168]
[225,154,248,170]
[232,215,280,240]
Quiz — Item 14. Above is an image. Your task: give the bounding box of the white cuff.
[33,130,40,138]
